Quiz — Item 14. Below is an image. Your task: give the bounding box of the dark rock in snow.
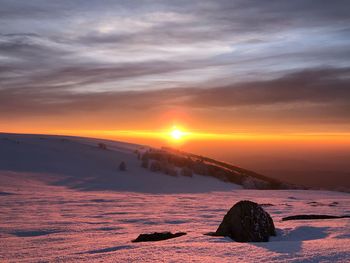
[329,201,339,207]
[282,214,350,221]
[0,191,15,196]
[132,232,186,242]
[215,200,276,242]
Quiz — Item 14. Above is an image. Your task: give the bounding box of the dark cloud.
[0,68,349,126]
[185,67,350,107]
[0,34,71,64]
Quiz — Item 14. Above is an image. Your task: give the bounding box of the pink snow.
[0,134,349,262]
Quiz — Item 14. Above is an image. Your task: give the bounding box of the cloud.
[185,67,350,107]
[0,67,349,126]
[0,0,349,129]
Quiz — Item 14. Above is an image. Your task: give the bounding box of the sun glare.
[170,127,185,141]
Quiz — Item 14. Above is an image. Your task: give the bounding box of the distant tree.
[141,152,149,161]
[141,159,149,168]
[181,167,193,177]
[214,169,229,181]
[119,161,127,171]
[242,177,269,189]
[167,166,178,177]
[162,162,178,176]
[192,162,208,175]
[150,161,161,172]
[98,143,107,150]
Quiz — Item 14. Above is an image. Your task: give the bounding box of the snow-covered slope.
[0,133,241,193]
[0,179,349,262]
[1,133,349,262]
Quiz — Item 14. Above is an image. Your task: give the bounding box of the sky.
[1,0,350,140]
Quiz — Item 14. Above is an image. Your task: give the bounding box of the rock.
[0,191,15,196]
[282,214,350,221]
[329,201,339,207]
[215,200,276,242]
[132,232,186,242]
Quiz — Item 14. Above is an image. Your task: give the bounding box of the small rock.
[329,201,339,207]
[132,232,186,242]
[282,214,350,221]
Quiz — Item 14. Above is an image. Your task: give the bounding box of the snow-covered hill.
[0,133,241,193]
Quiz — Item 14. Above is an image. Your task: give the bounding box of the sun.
[171,129,183,140]
[169,127,185,141]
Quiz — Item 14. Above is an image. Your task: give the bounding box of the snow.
[0,133,349,262]
[0,133,240,193]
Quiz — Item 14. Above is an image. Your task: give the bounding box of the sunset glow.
[29,128,350,145]
[0,0,349,191]
[170,128,185,141]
